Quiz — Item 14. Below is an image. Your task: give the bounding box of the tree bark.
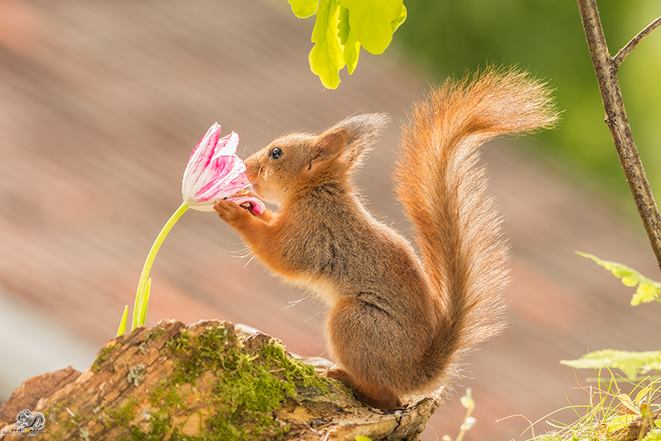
[0,320,441,441]
[576,0,661,269]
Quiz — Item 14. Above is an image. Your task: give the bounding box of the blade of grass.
[132,282,144,331]
[138,278,151,327]
[116,305,129,337]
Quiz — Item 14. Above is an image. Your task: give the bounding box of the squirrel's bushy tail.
[394,68,557,391]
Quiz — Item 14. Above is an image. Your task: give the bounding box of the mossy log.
[0,320,440,440]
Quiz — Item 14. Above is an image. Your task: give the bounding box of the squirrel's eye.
[270,147,283,160]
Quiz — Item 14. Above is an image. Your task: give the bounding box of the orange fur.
[215,68,558,409]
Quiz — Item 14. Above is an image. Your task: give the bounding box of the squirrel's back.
[394,68,558,391]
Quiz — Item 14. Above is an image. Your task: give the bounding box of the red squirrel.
[214,69,557,409]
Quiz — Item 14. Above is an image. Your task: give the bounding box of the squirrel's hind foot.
[326,368,403,410]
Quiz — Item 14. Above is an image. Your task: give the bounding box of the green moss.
[104,399,138,427]
[201,332,328,440]
[62,412,82,434]
[128,413,171,441]
[168,326,235,384]
[148,382,184,410]
[146,327,166,342]
[46,401,64,424]
[206,351,293,440]
[107,324,330,441]
[91,343,118,373]
[167,329,192,352]
[259,342,329,392]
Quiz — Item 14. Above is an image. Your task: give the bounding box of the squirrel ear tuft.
[313,113,389,172]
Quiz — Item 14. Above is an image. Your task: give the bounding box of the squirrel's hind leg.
[326,367,402,410]
[326,296,406,410]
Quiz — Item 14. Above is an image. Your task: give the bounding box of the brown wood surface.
[0,320,439,440]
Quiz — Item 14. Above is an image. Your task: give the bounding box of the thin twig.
[576,0,661,269]
[613,16,661,69]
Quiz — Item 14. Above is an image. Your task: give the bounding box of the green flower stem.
[132,201,189,330]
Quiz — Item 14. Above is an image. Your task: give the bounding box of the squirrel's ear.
[307,131,345,174]
[311,113,389,173]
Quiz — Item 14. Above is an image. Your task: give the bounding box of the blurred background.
[0,0,659,439]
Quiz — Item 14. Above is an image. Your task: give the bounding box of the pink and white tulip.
[182,122,264,214]
[118,123,264,337]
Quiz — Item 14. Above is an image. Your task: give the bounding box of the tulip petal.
[182,122,222,201]
[181,123,264,212]
[193,155,246,203]
[213,132,240,158]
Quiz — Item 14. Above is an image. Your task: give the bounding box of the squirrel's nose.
[245,161,258,183]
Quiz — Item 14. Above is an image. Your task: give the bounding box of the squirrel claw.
[214,200,250,224]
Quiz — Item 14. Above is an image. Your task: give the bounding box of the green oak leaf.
[338,6,360,74]
[392,4,407,31]
[344,39,361,75]
[309,0,345,89]
[338,5,349,43]
[288,0,318,18]
[339,0,405,55]
[289,0,406,88]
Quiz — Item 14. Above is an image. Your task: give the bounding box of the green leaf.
[116,305,129,337]
[338,6,360,75]
[339,0,405,55]
[634,281,660,306]
[392,4,407,31]
[561,349,661,380]
[344,41,361,74]
[577,252,661,306]
[621,275,638,287]
[309,0,345,89]
[634,386,652,405]
[289,0,318,18]
[607,414,637,433]
[642,428,661,441]
[292,0,406,88]
[338,6,349,43]
[617,393,640,415]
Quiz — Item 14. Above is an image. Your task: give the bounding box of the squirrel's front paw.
[214,200,251,226]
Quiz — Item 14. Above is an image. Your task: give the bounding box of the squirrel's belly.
[286,274,339,307]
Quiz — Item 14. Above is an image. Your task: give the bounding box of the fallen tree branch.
[576,0,661,269]
[0,320,440,440]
